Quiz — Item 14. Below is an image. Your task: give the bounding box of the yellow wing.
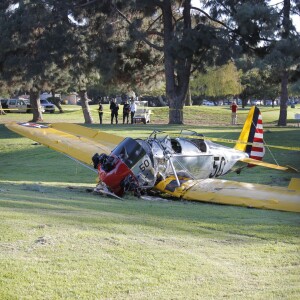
[239,157,298,172]
[5,122,123,166]
[154,176,300,213]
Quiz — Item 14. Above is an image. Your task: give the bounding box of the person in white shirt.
[130,98,137,124]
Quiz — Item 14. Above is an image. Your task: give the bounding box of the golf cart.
[133,101,151,124]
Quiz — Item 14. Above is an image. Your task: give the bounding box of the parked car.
[2,99,32,113]
[40,99,55,113]
[202,100,214,106]
[264,100,278,106]
[251,99,262,106]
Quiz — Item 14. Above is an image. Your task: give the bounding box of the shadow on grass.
[0,180,299,243]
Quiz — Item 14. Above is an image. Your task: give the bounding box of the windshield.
[112,138,146,168]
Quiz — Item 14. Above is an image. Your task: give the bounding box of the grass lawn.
[0,105,300,299]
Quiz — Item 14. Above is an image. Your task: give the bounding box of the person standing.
[230,101,238,125]
[123,99,130,124]
[110,98,119,124]
[97,101,103,124]
[130,98,137,124]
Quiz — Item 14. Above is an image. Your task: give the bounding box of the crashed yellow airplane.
[6,106,300,213]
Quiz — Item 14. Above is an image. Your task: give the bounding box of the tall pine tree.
[74,0,286,124]
[0,0,107,123]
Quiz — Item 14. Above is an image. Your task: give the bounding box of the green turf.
[0,106,300,299]
[1,103,300,125]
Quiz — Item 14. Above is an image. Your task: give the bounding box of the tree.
[190,61,242,103]
[271,0,300,125]
[0,0,101,123]
[2,0,297,126]
[0,1,73,121]
[220,0,300,125]
[76,0,285,124]
[290,78,300,96]
[239,67,279,107]
[88,0,237,124]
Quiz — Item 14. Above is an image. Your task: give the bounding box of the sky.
[191,0,300,32]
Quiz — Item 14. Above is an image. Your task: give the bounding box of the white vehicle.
[5,99,31,113]
[23,99,46,113]
[202,100,214,106]
[133,101,151,124]
[40,99,55,113]
[251,99,262,106]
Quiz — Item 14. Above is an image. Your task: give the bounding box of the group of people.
[97,97,238,125]
[97,97,137,125]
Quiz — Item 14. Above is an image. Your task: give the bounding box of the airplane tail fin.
[234,106,265,161]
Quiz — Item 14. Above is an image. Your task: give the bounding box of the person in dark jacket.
[122,99,130,124]
[97,101,103,124]
[110,98,119,124]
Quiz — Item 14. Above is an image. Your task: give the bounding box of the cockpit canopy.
[112,137,147,169]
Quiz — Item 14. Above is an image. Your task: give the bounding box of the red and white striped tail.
[235,106,266,163]
[249,112,265,161]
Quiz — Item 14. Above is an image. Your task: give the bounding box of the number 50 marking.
[209,157,226,178]
[139,159,150,172]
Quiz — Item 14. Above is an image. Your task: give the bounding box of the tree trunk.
[169,95,185,124]
[29,89,43,122]
[241,98,247,108]
[51,90,64,113]
[278,0,291,126]
[158,95,167,106]
[185,85,192,106]
[163,1,179,124]
[278,70,288,126]
[163,0,192,124]
[79,90,93,124]
[0,101,6,115]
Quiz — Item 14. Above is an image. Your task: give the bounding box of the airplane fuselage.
[151,137,248,180]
